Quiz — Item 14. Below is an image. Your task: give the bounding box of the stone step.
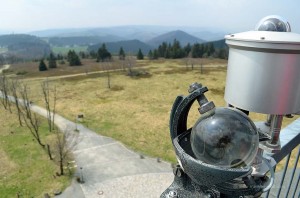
[77,156,172,184]
[82,173,174,198]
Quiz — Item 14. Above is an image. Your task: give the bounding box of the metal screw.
[205,190,215,198]
[168,191,178,198]
[188,82,202,93]
[199,101,215,114]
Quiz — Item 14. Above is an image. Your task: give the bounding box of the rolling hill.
[0,34,51,59]
[87,39,152,54]
[30,26,171,41]
[147,30,205,47]
[29,25,227,42]
[48,36,100,46]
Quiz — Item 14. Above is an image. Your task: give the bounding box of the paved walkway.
[29,105,173,198]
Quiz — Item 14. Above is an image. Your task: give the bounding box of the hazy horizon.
[1,0,299,34]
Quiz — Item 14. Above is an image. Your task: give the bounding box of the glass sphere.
[255,15,291,32]
[190,107,259,168]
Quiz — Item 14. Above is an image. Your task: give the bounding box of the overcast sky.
[0,0,299,33]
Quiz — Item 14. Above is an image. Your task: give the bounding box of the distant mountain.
[30,28,93,37]
[0,34,51,59]
[29,26,227,43]
[147,30,205,47]
[0,34,43,46]
[88,40,152,54]
[30,26,168,41]
[47,35,124,46]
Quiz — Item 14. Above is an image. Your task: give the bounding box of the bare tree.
[53,127,79,175]
[200,59,203,74]
[46,143,53,160]
[41,79,57,132]
[120,59,126,72]
[10,79,23,126]
[52,86,57,130]
[41,79,51,131]
[19,83,45,147]
[183,57,189,70]
[0,74,12,113]
[101,60,112,89]
[188,52,195,70]
[106,69,111,89]
[126,56,136,76]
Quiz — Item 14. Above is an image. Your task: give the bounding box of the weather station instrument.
[161,15,300,198]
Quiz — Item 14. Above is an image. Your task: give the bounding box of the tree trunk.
[60,159,64,175]
[37,139,45,147]
[107,71,111,89]
[47,144,53,160]
[200,64,203,74]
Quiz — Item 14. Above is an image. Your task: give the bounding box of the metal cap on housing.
[255,15,291,32]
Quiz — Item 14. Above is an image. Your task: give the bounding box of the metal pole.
[265,114,274,127]
[265,166,276,198]
[276,153,291,198]
[284,148,300,198]
[291,169,300,198]
[80,167,84,183]
[269,115,283,145]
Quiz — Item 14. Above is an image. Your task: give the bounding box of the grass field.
[8,58,130,78]
[51,46,88,54]
[0,106,71,197]
[2,58,299,196]
[13,58,298,167]
[0,47,8,53]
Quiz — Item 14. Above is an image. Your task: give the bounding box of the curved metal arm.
[169,86,208,142]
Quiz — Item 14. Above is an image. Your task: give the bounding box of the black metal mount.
[161,83,266,198]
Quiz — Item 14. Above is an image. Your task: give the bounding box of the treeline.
[148,40,228,60]
[38,39,228,71]
[48,36,103,47]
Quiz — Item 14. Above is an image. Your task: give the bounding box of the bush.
[16,71,28,75]
[2,69,13,74]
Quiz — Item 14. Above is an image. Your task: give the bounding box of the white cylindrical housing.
[225,31,300,114]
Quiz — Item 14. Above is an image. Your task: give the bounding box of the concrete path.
[29,105,173,198]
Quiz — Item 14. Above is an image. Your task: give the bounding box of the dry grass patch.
[0,150,18,176]
[12,59,299,165]
[21,60,230,163]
